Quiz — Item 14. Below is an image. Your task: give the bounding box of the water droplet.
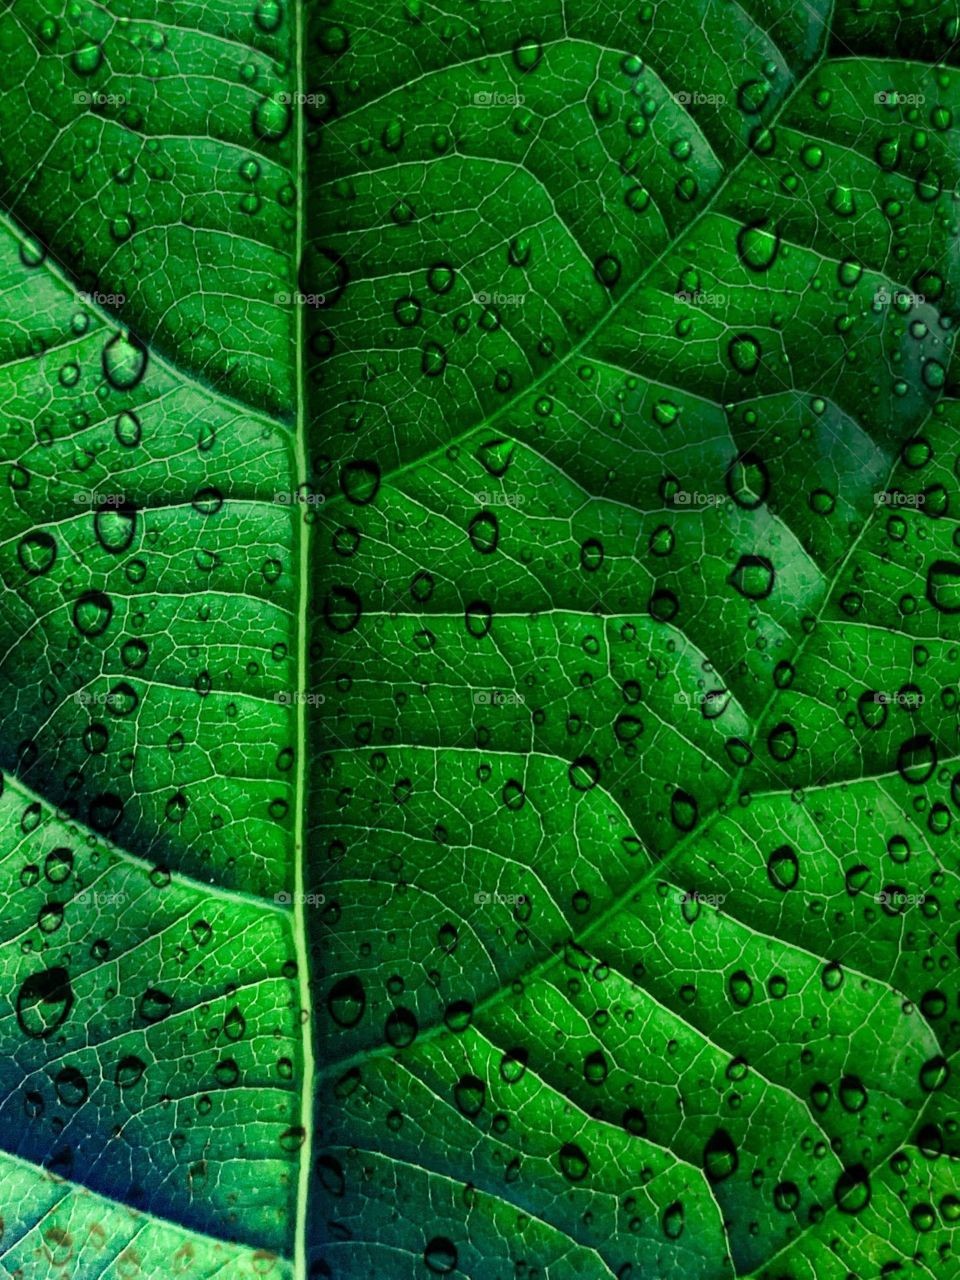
[839,1075,868,1112]
[558,1142,589,1182]
[421,341,447,377]
[18,532,57,577]
[424,1238,457,1275]
[766,845,798,890]
[512,36,542,72]
[71,42,103,76]
[254,0,283,33]
[114,410,141,448]
[662,1201,684,1239]
[726,451,770,509]
[729,554,775,600]
[339,460,380,505]
[728,969,753,1006]
[54,1066,89,1108]
[670,789,698,832]
[594,254,621,287]
[426,262,455,294]
[16,967,74,1039]
[737,218,781,272]
[102,332,147,390]
[72,591,113,638]
[834,1165,871,1215]
[897,733,937,785]
[453,1074,485,1117]
[94,506,137,554]
[499,1047,528,1083]
[137,988,173,1023]
[926,560,960,613]
[468,511,499,555]
[727,333,761,376]
[703,1128,739,1182]
[323,585,362,633]
[385,1006,418,1047]
[327,976,365,1028]
[253,94,292,142]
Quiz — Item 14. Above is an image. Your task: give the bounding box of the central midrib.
[292,1,315,1276]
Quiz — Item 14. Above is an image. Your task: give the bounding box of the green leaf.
[1,1,959,1279]
[0,0,304,1274]
[312,0,960,1277]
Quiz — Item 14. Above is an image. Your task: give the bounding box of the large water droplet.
[253,94,292,142]
[102,332,147,390]
[703,1128,739,1182]
[72,590,113,637]
[16,967,74,1039]
[327,976,365,1028]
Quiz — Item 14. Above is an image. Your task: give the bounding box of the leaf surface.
[312,1,960,1277]
[1,2,959,1279]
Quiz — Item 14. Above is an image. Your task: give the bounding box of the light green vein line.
[292,2,315,1276]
